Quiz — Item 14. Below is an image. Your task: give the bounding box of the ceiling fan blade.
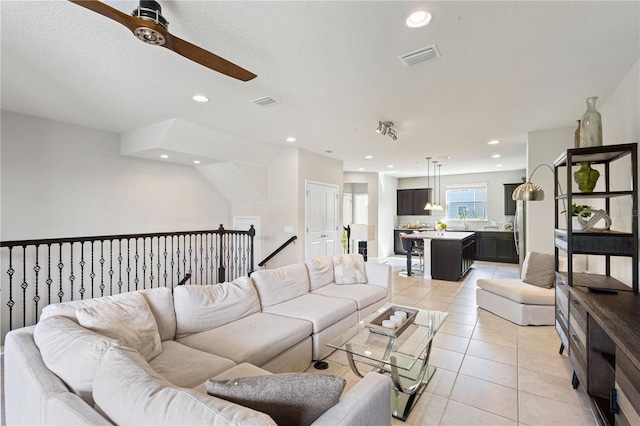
[164,33,257,82]
[68,0,140,33]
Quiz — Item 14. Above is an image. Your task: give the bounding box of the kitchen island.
[402,231,475,281]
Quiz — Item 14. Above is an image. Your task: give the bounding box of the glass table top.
[327,303,448,372]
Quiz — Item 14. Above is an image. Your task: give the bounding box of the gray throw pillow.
[522,252,555,288]
[205,373,346,426]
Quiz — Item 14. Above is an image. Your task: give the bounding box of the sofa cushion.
[177,312,312,367]
[193,363,272,394]
[173,277,261,338]
[305,256,335,290]
[206,373,345,426]
[312,283,387,310]
[522,252,555,288]
[76,292,162,361]
[264,293,356,333]
[476,279,555,305]
[41,287,176,341]
[33,315,117,406]
[149,340,237,389]
[332,254,368,284]
[93,346,276,425]
[251,263,310,309]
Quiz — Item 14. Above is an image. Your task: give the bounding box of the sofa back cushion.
[93,345,276,426]
[40,287,176,341]
[305,256,335,290]
[76,292,163,361]
[33,315,117,406]
[173,277,261,338]
[521,251,555,288]
[251,263,310,309]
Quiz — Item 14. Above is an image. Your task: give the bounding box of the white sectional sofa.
[4,254,392,425]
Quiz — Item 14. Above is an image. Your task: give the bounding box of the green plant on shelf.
[561,203,593,217]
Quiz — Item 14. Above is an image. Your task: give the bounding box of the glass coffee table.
[327,303,448,421]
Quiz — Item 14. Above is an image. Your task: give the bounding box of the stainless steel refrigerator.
[514,200,526,266]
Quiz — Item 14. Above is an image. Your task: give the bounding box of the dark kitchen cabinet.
[474,231,517,263]
[504,183,519,215]
[397,189,432,216]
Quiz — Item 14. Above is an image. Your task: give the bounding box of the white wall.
[377,173,398,257]
[1,111,231,240]
[526,127,575,255]
[397,169,526,229]
[601,60,639,287]
[525,60,639,288]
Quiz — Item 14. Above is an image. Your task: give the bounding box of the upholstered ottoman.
[476,252,556,326]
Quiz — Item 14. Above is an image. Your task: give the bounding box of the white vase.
[572,216,583,231]
[579,96,602,147]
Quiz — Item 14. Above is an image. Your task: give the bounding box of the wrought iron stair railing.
[0,224,254,341]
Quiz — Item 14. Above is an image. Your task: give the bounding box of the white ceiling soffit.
[121,118,284,167]
[197,162,267,203]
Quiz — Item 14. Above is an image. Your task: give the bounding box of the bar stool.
[400,233,424,276]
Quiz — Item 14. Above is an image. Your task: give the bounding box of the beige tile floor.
[307,259,597,426]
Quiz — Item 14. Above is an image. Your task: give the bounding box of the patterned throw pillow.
[206,373,346,426]
[331,254,368,284]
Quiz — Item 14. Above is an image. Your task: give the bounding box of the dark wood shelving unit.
[553,143,640,426]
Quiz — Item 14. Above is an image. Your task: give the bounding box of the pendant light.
[435,163,444,211]
[424,157,433,210]
[432,161,443,210]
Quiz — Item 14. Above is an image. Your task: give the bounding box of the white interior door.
[305,181,339,260]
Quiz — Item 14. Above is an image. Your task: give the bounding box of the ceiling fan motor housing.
[132,0,168,45]
[133,0,168,28]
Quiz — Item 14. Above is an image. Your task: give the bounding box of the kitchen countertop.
[395,228,512,233]
[401,231,475,241]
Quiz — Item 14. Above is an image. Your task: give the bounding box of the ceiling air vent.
[252,96,278,107]
[398,44,440,67]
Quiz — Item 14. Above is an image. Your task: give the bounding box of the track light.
[376,121,397,141]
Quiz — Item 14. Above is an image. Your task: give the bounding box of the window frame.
[445,183,488,222]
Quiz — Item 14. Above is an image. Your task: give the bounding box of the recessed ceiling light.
[388,164,394,168]
[496,164,503,167]
[193,160,201,164]
[286,137,296,142]
[358,168,364,171]
[406,11,432,28]
[160,154,169,159]
[488,140,500,145]
[491,154,501,158]
[192,95,209,102]
[364,155,373,160]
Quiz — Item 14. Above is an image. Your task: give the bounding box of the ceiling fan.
[68,0,257,81]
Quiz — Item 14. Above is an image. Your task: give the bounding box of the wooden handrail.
[258,236,297,267]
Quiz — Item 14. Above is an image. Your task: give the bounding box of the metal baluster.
[79,242,85,300]
[188,234,193,282]
[148,237,154,288]
[69,243,75,301]
[109,240,114,295]
[33,245,41,322]
[126,239,131,292]
[6,247,14,330]
[171,237,175,288]
[90,241,96,298]
[57,244,64,302]
[99,241,105,296]
[46,244,53,305]
[134,238,139,290]
[118,240,123,294]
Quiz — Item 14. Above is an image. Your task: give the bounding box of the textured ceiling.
[2,1,639,176]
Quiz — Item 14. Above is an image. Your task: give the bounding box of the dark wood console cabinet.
[554,143,639,425]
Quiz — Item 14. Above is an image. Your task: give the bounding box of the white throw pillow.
[173,276,261,338]
[33,315,117,406]
[76,292,162,361]
[332,254,368,285]
[93,346,275,425]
